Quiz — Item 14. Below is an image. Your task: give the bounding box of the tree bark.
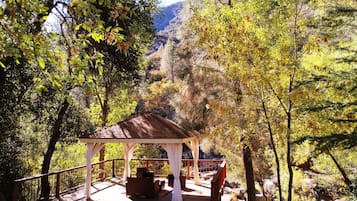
[326,150,351,186]
[287,108,294,201]
[243,144,256,201]
[287,2,299,199]
[40,99,69,200]
[98,86,110,179]
[262,100,283,201]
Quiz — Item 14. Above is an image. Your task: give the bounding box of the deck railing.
[12,158,224,201]
[210,161,227,201]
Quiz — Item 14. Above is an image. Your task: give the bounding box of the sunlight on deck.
[58,177,231,201]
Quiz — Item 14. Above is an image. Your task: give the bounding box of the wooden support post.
[56,173,60,198]
[146,160,149,169]
[12,182,20,201]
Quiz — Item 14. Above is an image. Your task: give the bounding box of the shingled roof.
[79,113,196,144]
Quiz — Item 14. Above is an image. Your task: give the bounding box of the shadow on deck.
[58,177,214,201]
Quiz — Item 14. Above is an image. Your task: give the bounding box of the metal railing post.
[112,159,115,177]
[187,160,191,178]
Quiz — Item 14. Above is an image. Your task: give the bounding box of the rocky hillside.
[148,2,183,55]
[153,2,183,32]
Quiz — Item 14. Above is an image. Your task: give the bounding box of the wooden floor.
[58,177,231,201]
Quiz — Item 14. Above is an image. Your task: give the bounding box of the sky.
[159,0,183,7]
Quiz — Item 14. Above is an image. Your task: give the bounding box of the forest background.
[0,0,356,201]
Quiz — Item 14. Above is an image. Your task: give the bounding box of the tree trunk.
[98,86,110,179]
[98,147,106,179]
[287,109,293,201]
[262,100,283,201]
[287,2,299,199]
[170,65,175,83]
[40,99,69,200]
[243,144,256,201]
[326,150,351,186]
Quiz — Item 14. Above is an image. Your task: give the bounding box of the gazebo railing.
[12,159,125,201]
[134,158,224,178]
[12,158,224,201]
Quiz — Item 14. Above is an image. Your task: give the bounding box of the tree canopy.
[0,0,356,200]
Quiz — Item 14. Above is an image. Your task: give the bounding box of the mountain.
[153,2,183,32]
[148,2,183,55]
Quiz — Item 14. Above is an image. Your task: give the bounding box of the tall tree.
[0,0,64,199]
[71,0,156,174]
[160,37,177,83]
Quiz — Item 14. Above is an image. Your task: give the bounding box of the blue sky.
[159,0,183,7]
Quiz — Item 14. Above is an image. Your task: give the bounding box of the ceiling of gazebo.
[79,113,196,144]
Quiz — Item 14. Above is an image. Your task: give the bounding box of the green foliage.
[71,0,156,83]
[295,132,357,153]
[50,143,87,171]
[103,143,124,160]
[86,87,138,127]
[139,77,179,117]
[0,138,27,197]
[135,144,163,159]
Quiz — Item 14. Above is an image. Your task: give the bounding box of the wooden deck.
[58,177,231,201]
[13,159,229,201]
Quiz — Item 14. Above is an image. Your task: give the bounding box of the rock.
[225,179,241,189]
[224,187,234,194]
[312,185,334,201]
[256,194,273,201]
[263,179,275,199]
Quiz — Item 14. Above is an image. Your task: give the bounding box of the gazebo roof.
[80,113,196,144]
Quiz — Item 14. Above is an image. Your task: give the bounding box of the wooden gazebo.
[79,113,200,201]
